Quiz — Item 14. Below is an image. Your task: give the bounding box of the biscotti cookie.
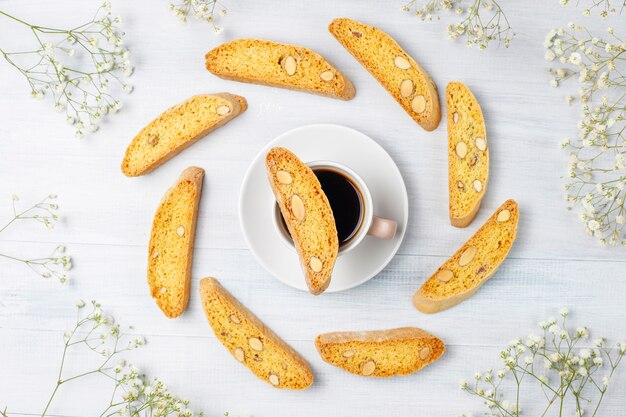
[200,278,314,389]
[147,167,204,318]
[414,199,519,314]
[205,39,355,100]
[265,147,338,295]
[122,94,246,177]
[315,327,445,377]
[447,82,489,227]
[329,18,441,131]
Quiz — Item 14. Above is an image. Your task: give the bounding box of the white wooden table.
[1,1,625,415]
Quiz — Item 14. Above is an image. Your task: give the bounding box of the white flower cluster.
[1,194,72,284]
[559,0,626,18]
[168,0,227,33]
[9,301,205,417]
[461,310,626,416]
[0,2,133,137]
[402,0,514,49]
[115,372,201,417]
[545,24,626,245]
[402,0,456,21]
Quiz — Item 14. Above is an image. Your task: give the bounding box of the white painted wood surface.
[1,0,625,415]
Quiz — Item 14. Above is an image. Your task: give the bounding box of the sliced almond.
[459,246,477,266]
[229,314,241,324]
[283,55,297,76]
[455,142,468,158]
[216,105,231,115]
[320,70,334,81]
[436,269,454,283]
[457,181,465,189]
[473,180,483,192]
[394,56,411,70]
[400,79,414,98]
[411,95,426,114]
[342,349,355,358]
[453,112,459,124]
[475,137,487,151]
[233,348,245,362]
[309,256,323,273]
[147,133,159,146]
[291,194,305,221]
[497,209,511,223]
[361,360,376,376]
[276,170,292,184]
[269,374,280,386]
[176,225,185,237]
[419,346,432,360]
[249,337,263,351]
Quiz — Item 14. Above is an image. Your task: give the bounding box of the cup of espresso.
[273,160,397,254]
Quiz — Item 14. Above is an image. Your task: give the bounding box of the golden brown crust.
[122,94,246,177]
[315,327,445,377]
[447,82,489,227]
[265,147,338,295]
[200,278,314,389]
[205,39,355,100]
[147,166,204,318]
[414,200,519,314]
[329,18,441,131]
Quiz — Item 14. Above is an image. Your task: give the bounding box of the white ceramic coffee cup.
[273,160,397,254]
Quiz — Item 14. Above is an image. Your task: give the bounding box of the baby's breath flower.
[404,0,513,49]
[37,301,204,417]
[548,25,626,245]
[558,0,625,17]
[577,326,590,339]
[0,3,132,137]
[168,0,227,32]
[463,310,626,416]
[0,194,71,283]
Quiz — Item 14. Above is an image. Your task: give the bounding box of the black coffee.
[313,168,363,245]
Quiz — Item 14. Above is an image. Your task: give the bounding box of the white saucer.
[239,124,409,292]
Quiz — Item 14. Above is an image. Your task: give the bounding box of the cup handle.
[367,216,397,240]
